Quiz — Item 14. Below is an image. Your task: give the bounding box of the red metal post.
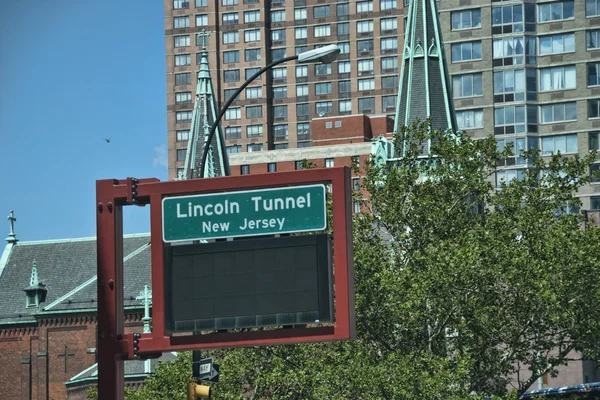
[96,179,125,400]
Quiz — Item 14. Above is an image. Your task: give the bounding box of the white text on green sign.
[162,184,327,242]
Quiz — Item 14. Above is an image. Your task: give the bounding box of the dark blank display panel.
[164,234,332,334]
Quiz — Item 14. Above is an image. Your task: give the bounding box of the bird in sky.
[104,138,111,143]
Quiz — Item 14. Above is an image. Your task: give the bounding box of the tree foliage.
[91,121,600,399]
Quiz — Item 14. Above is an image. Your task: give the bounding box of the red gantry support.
[96,168,355,400]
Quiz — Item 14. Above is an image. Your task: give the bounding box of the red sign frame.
[96,167,355,400]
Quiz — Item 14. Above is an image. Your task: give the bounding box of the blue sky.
[0,1,168,241]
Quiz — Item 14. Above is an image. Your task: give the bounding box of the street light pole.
[199,44,341,179]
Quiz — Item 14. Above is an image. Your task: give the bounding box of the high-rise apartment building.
[439,0,600,210]
[165,0,405,180]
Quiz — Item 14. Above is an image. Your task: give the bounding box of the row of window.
[174,0,398,13]
[456,100,600,131]
[451,0,600,32]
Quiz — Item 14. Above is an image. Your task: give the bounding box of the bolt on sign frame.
[96,167,356,400]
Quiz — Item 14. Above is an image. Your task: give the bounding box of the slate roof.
[0,234,151,324]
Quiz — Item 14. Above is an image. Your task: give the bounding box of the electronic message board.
[164,234,332,334]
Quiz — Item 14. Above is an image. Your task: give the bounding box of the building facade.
[165,0,405,180]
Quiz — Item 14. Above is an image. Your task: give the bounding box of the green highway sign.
[162,184,327,242]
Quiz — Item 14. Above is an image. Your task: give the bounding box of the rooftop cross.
[6,210,18,244]
[197,29,210,51]
[136,285,153,334]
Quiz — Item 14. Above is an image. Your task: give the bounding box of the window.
[382,95,396,110]
[297,103,309,116]
[315,64,331,76]
[226,145,241,155]
[314,5,330,18]
[296,65,308,78]
[352,177,361,191]
[174,16,189,29]
[587,0,600,17]
[539,65,576,91]
[296,85,308,97]
[316,101,333,115]
[176,148,187,161]
[245,48,261,61]
[492,4,531,33]
[298,122,310,135]
[590,132,600,150]
[175,73,191,86]
[222,32,239,45]
[196,0,207,5]
[175,92,192,104]
[174,0,189,9]
[273,87,287,99]
[338,22,350,36]
[295,8,307,20]
[453,73,483,98]
[246,125,263,137]
[588,30,600,49]
[248,143,263,152]
[223,50,239,63]
[357,20,374,34]
[295,27,307,39]
[244,10,260,23]
[272,48,286,60]
[592,197,600,210]
[240,165,250,175]
[273,125,288,140]
[339,99,352,113]
[540,102,577,123]
[492,37,536,65]
[268,163,277,173]
[244,29,261,42]
[588,63,600,86]
[224,69,240,82]
[589,99,600,119]
[382,75,398,89]
[538,1,574,22]
[452,9,481,30]
[176,130,189,142]
[539,33,575,55]
[222,0,238,5]
[493,69,528,102]
[381,17,397,33]
[225,126,241,139]
[358,59,374,75]
[295,161,303,170]
[246,105,262,119]
[223,12,238,24]
[195,14,208,27]
[338,80,351,94]
[244,67,260,81]
[381,37,398,53]
[316,82,332,95]
[451,41,482,62]
[174,35,190,47]
[497,138,530,166]
[175,54,191,66]
[224,89,240,102]
[357,1,373,13]
[314,25,331,37]
[496,170,526,189]
[357,39,374,55]
[296,45,308,55]
[225,107,241,120]
[495,105,527,134]
[380,0,397,10]
[359,78,375,91]
[380,57,398,73]
[338,61,351,74]
[358,97,375,113]
[542,134,577,154]
[273,105,288,120]
[456,109,484,129]
[325,158,335,168]
[271,10,286,22]
[354,201,361,214]
[244,0,258,3]
[298,142,311,148]
[272,29,286,43]
[337,2,349,16]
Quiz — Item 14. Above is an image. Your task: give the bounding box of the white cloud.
[152,144,168,168]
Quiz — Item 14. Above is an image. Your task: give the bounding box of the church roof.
[0,234,151,324]
[394,0,457,137]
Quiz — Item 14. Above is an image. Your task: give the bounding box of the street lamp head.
[297,44,341,64]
